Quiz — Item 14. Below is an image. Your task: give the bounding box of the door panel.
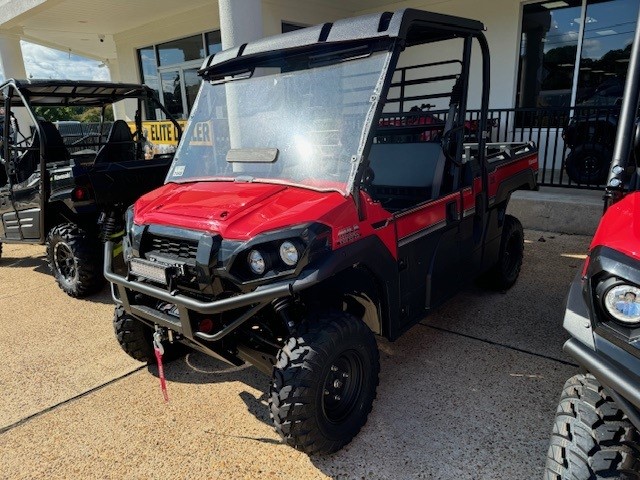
[395,191,462,327]
[160,70,184,119]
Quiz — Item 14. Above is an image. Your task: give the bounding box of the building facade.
[0,0,636,124]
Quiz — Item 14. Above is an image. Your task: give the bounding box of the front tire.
[113,305,188,364]
[269,311,380,455]
[46,223,103,297]
[545,373,640,479]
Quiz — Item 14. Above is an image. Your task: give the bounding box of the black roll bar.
[604,6,640,210]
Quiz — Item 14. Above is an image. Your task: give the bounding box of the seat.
[94,120,135,164]
[39,121,70,164]
[367,142,447,210]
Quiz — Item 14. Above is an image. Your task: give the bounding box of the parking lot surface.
[0,230,590,479]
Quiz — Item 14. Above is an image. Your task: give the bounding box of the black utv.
[0,80,182,297]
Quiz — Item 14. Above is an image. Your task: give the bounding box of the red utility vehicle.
[106,9,538,454]
[545,7,640,478]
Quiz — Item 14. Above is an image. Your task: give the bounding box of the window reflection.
[577,0,640,106]
[518,0,583,107]
[137,47,160,120]
[158,35,204,66]
[138,31,222,118]
[160,70,184,118]
[518,0,639,108]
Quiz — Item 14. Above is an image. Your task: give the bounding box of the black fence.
[467,106,621,190]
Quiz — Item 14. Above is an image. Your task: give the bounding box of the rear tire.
[479,214,524,291]
[545,373,640,479]
[113,305,188,364]
[46,223,103,297]
[269,311,379,455]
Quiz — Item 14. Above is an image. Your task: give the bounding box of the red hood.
[591,191,640,261]
[134,181,354,240]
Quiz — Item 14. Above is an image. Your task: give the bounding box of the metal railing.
[466,106,621,189]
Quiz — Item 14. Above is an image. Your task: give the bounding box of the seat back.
[39,121,70,164]
[368,142,447,202]
[15,131,40,183]
[95,119,134,164]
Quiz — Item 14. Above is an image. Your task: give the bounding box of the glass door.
[158,61,203,119]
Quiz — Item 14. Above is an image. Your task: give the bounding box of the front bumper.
[562,271,640,426]
[564,338,640,414]
[104,241,297,343]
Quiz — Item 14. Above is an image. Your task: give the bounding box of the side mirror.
[362,166,375,186]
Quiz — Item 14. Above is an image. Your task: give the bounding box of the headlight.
[604,284,640,325]
[125,205,135,232]
[248,249,266,275]
[279,241,299,266]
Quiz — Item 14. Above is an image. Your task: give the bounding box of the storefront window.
[137,46,160,120]
[518,0,583,107]
[158,34,204,66]
[576,0,639,106]
[518,0,639,108]
[138,30,221,119]
[206,31,222,55]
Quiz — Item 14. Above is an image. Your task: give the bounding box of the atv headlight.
[125,205,135,233]
[604,284,640,325]
[279,241,299,266]
[248,249,266,275]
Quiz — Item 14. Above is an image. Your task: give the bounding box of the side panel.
[395,191,462,328]
[2,180,41,240]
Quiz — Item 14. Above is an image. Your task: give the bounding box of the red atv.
[545,9,640,478]
[106,9,538,454]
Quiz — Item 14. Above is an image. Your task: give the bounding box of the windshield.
[166,51,390,194]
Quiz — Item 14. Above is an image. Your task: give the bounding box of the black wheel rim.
[54,242,77,282]
[502,233,520,277]
[321,350,364,424]
[578,154,605,183]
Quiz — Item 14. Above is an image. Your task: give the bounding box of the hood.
[134,181,352,240]
[591,192,640,261]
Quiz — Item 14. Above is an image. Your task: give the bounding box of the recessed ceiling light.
[596,29,617,35]
[542,1,569,9]
[616,58,630,62]
[580,67,591,70]
[558,63,574,67]
[592,69,605,73]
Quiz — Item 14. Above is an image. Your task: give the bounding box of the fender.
[292,234,399,339]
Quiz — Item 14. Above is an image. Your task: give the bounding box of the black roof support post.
[604,6,640,211]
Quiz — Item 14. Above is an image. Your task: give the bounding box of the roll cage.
[197,8,491,211]
[0,79,182,243]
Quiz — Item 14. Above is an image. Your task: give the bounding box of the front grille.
[146,235,198,262]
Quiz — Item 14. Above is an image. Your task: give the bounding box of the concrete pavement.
[0,230,590,479]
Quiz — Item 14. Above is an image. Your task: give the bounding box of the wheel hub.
[322,350,364,423]
[54,242,77,282]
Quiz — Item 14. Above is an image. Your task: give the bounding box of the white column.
[218,0,264,159]
[107,59,129,121]
[218,0,263,49]
[0,31,26,81]
[0,31,31,132]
